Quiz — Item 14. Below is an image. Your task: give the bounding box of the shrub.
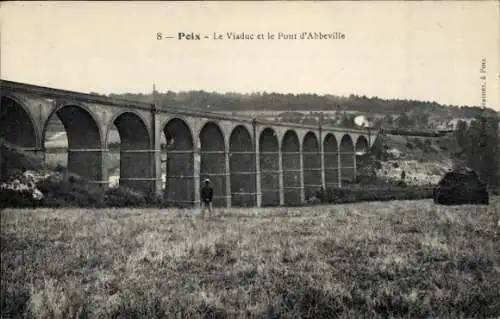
[324,185,433,204]
[104,187,147,207]
[37,175,105,207]
[373,161,383,170]
[412,138,425,150]
[0,141,44,182]
[396,180,407,187]
[54,164,66,173]
[0,171,44,208]
[0,171,161,208]
[0,189,39,208]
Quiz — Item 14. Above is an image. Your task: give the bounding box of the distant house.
[434,118,474,130]
[447,118,474,130]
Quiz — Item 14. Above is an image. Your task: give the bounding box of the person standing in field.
[201,178,214,217]
[316,186,325,204]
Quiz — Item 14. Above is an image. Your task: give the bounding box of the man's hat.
[204,178,210,183]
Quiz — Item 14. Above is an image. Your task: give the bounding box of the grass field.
[2,199,500,318]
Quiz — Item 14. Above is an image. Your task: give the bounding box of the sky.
[1,1,499,110]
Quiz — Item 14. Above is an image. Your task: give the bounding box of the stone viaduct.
[1,80,378,207]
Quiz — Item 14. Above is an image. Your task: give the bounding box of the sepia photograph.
[1,1,499,317]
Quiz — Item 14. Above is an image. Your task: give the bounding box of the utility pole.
[153,83,157,105]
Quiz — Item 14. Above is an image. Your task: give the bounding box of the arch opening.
[281,130,301,205]
[355,136,369,155]
[1,96,39,180]
[229,126,255,207]
[303,132,321,200]
[1,97,38,148]
[323,134,339,188]
[43,105,103,183]
[260,128,279,206]
[163,118,194,206]
[199,122,226,207]
[109,112,152,194]
[340,135,355,183]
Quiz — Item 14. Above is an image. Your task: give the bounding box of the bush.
[54,164,66,173]
[0,141,44,182]
[104,187,147,207]
[1,172,158,208]
[0,171,44,208]
[0,189,40,208]
[36,178,157,208]
[412,138,425,150]
[385,129,445,137]
[491,188,500,196]
[37,175,105,207]
[324,185,433,204]
[0,170,170,208]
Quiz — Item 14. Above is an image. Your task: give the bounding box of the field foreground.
[2,199,500,318]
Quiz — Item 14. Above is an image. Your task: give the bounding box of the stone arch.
[43,102,103,146]
[106,110,151,148]
[260,127,279,206]
[302,131,321,199]
[0,96,39,148]
[355,136,369,155]
[44,104,104,183]
[109,111,152,193]
[229,125,256,207]
[1,96,40,181]
[340,134,355,183]
[163,118,194,206]
[281,130,301,205]
[323,133,339,188]
[199,121,226,207]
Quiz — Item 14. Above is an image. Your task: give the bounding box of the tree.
[383,114,394,128]
[479,115,500,189]
[455,120,469,150]
[463,114,500,189]
[465,120,482,172]
[415,111,430,129]
[339,113,356,128]
[395,113,415,128]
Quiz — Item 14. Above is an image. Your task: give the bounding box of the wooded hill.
[99,91,498,119]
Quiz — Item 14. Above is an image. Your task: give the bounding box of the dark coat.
[201,184,214,202]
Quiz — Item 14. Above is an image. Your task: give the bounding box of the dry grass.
[1,199,500,318]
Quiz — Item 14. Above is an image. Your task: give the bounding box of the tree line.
[98,90,495,121]
[94,90,499,133]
